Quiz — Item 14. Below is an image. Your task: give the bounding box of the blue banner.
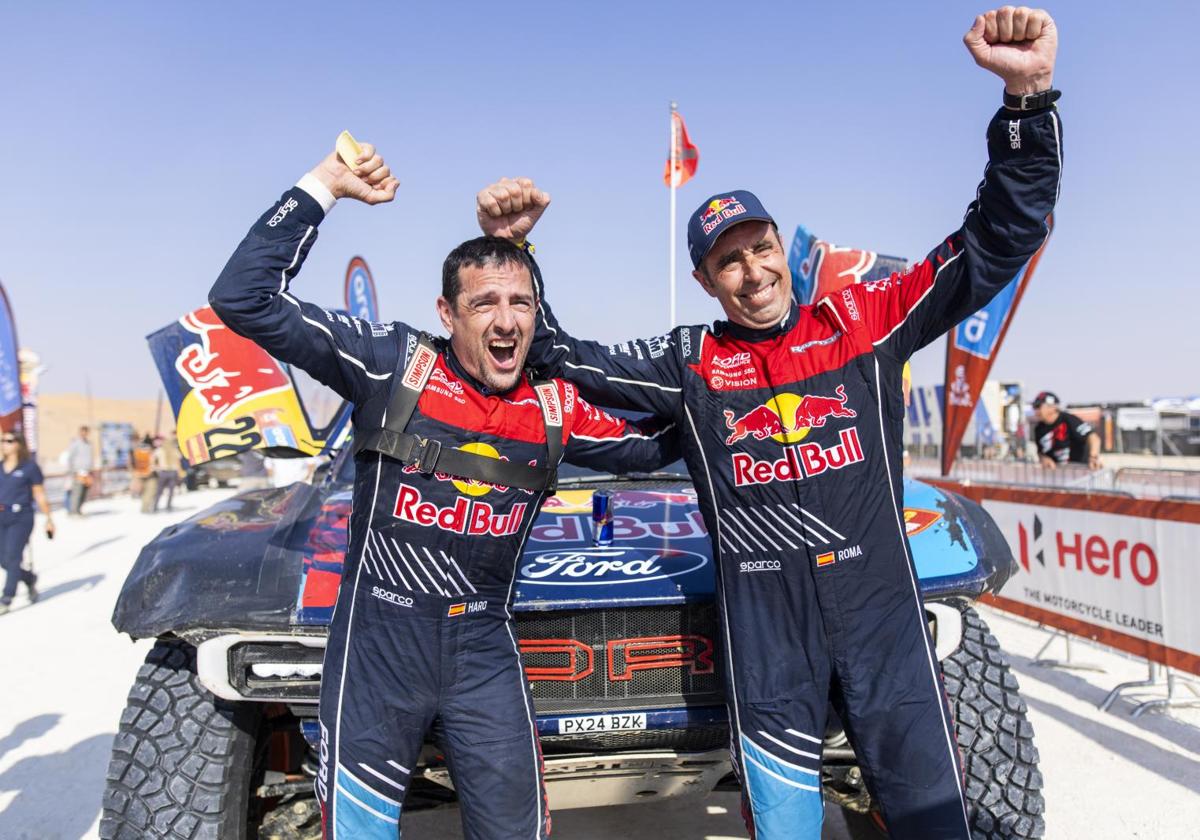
[0,285,23,430]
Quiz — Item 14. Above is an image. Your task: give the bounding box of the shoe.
[27,582,39,604]
[0,603,9,616]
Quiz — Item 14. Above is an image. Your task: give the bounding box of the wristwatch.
[1003,88,1061,111]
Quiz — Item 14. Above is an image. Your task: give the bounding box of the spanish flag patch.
[447,603,467,617]
[816,551,836,567]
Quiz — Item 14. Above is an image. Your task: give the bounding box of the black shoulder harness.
[354,333,562,494]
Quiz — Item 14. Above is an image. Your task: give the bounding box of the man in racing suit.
[210,143,677,839]
[480,8,1061,837]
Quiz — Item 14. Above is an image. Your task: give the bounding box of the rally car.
[101,447,1044,840]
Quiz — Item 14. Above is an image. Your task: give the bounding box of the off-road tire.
[842,601,1045,839]
[100,639,262,839]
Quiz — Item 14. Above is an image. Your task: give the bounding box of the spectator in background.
[1033,391,1102,470]
[64,425,94,515]
[142,438,162,513]
[0,433,55,616]
[153,434,183,512]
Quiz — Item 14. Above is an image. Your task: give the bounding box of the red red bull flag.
[941,215,1055,475]
[147,305,349,466]
[663,111,699,188]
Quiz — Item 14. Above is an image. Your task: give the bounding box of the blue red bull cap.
[687,190,775,268]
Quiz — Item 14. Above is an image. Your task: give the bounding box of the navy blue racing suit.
[527,106,1062,838]
[210,183,678,839]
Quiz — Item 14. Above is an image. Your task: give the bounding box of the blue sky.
[0,1,1195,403]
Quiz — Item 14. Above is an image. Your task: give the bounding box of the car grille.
[516,604,725,714]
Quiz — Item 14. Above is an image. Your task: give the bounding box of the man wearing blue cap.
[478,8,1061,838]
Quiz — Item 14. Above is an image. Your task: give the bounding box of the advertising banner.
[940,217,1054,474]
[935,482,1200,676]
[343,256,379,323]
[787,225,908,306]
[147,306,347,465]
[0,284,23,435]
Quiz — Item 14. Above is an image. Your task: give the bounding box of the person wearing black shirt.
[1032,391,1101,469]
[0,432,55,615]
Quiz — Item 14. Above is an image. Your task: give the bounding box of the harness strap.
[354,333,562,493]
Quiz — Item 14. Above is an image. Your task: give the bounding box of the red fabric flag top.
[664,111,699,188]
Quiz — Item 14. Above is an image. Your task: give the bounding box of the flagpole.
[669,101,678,328]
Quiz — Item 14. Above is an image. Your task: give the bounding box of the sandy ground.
[0,489,1197,839]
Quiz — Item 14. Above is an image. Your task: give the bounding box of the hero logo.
[402,345,438,390]
[724,385,856,445]
[1018,514,1158,586]
[519,547,708,585]
[267,197,298,227]
[394,484,526,536]
[732,428,865,487]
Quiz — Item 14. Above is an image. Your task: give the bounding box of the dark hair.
[441,236,535,306]
[6,432,30,463]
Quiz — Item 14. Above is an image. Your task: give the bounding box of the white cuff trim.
[296,173,337,215]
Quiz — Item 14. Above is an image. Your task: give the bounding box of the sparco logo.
[1008,119,1021,150]
[519,548,707,585]
[1018,514,1158,586]
[267,197,299,227]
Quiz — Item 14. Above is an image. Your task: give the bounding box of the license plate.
[557,713,647,734]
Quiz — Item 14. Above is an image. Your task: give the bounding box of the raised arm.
[209,140,402,404]
[562,385,681,474]
[844,7,1062,360]
[475,178,686,418]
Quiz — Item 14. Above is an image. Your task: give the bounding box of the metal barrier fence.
[42,468,135,509]
[908,458,1200,500]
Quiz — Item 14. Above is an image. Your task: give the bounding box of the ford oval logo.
[518,547,708,586]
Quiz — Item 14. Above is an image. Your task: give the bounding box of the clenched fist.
[309,140,400,205]
[964,7,1057,96]
[476,177,551,241]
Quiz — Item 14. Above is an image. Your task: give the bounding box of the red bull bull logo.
[700,197,747,235]
[175,307,290,424]
[723,385,857,445]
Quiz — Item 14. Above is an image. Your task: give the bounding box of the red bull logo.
[723,385,856,446]
[700,197,747,235]
[394,484,527,537]
[732,428,864,487]
[175,307,291,424]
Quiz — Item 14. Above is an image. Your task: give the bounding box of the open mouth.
[488,339,517,369]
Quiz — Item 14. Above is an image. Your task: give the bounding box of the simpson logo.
[790,331,842,354]
[394,485,527,536]
[267,197,299,227]
[731,428,864,487]
[402,344,438,391]
[841,288,860,321]
[535,382,562,427]
[712,352,752,370]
